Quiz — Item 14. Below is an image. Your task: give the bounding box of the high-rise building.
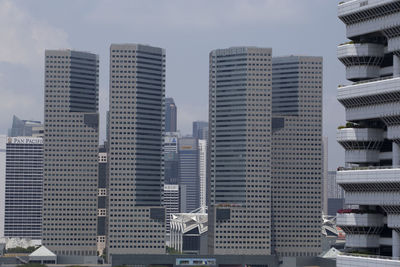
[8,115,44,138]
[336,1,400,266]
[271,55,323,257]
[4,136,43,239]
[208,47,272,255]
[108,44,165,255]
[97,143,108,256]
[323,136,329,215]
[165,98,177,132]
[42,50,99,261]
[192,121,208,140]
[0,135,6,238]
[178,137,199,213]
[198,139,207,208]
[164,132,179,184]
[327,171,345,217]
[164,184,180,234]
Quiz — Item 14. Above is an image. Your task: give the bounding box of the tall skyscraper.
[192,121,208,140]
[271,55,323,257]
[4,136,43,239]
[108,44,165,255]
[178,137,199,212]
[322,136,328,215]
[165,98,177,132]
[198,139,207,208]
[0,135,6,238]
[208,47,272,255]
[164,132,179,184]
[8,115,43,138]
[42,50,99,262]
[336,1,400,265]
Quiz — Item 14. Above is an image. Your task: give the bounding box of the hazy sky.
[0,0,347,170]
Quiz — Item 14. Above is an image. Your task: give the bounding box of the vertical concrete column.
[394,55,400,77]
[393,230,400,259]
[393,143,400,167]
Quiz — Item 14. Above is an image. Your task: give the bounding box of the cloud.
[0,0,69,68]
[86,0,314,31]
[0,0,69,134]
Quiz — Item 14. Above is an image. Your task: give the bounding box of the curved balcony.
[338,43,384,60]
[337,212,384,227]
[338,77,400,109]
[345,234,380,248]
[345,149,380,163]
[345,102,400,122]
[338,43,384,81]
[337,128,384,147]
[337,168,400,186]
[338,1,400,38]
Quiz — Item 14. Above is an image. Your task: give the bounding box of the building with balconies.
[337,1,400,266]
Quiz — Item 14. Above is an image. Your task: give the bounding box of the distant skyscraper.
[165,98,177,132]
[164,132,179,184]
[42,50,99,261]
[192,121,208,140]
[198,139,207,208]
[8,115,43,138]
[0,135,6,238]
[327,171,345,216]
[108,44,165,255]
[4,136,43,239]
[271,55,323,257]
[164,184,180,233]
[97,143,108,256]
[179,137,199,213]
[208,47,272,255]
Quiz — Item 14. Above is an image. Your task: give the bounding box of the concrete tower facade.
[336,1,400,266]
[208,47,272,255]
[108,44,166,256]
[271,56,323,257]
[42,50,99,261]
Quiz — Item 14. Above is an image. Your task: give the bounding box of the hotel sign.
[7,137,43,144]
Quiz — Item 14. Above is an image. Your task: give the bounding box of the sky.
[0,0,347,170]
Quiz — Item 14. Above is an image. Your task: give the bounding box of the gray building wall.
[192,121,208,140]
[179,137,199,213]
[42,50,99,258]
[271,56,323,257]
[108,44,165,255]
[208,46,273,255]
[165,98,177,132]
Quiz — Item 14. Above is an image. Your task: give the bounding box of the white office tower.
[0,135,6,238]
[108,44,166,256]
[42,50,99,263]
[198,139,207,208]
[271,56,323,257]
[164,184,180,234]
[208,47,272,255]
[337,1,400,266]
